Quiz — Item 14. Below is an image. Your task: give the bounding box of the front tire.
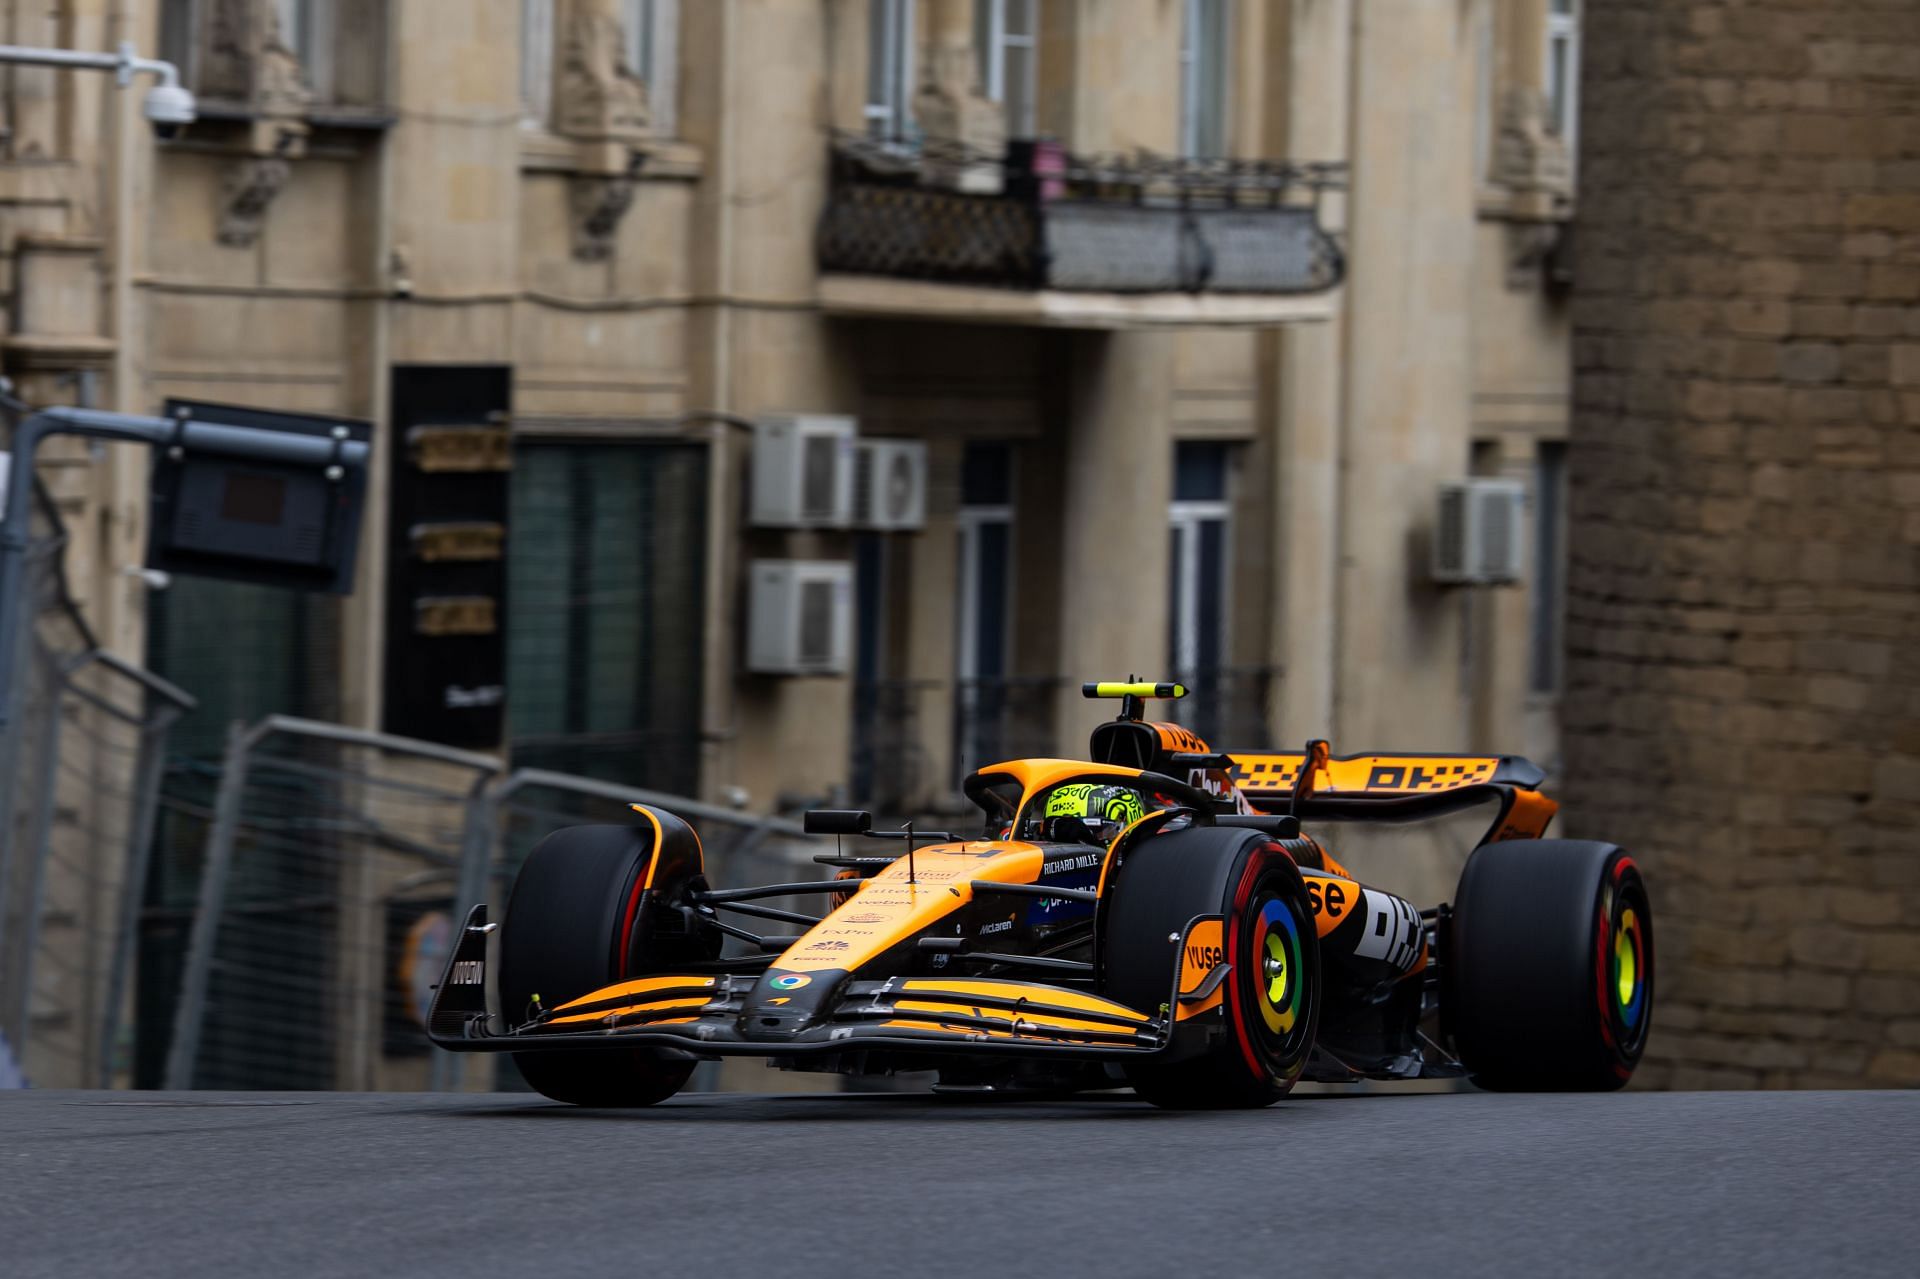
[1103,826,1320,1109]
[1445,839,1653,1091]
[499,817,716,1106]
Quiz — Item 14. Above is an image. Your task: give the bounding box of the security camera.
[142,82,196,139]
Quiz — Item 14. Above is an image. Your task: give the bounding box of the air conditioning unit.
[750,415,856,528]
[747,559,853,674]
[852,439,928,531]
[1432,479,1526,586]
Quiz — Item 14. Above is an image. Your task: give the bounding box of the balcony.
[849,678,941,818]
[1171,665,1283,751]
[817,134,1346,329]
[954,675,1065,779]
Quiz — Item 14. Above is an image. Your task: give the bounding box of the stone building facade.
[2,0,1587,1085]
[1566,0,1920,1088]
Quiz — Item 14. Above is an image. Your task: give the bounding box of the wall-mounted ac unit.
[750,415,856,528]
[1432,479,1526,586]
[747,559,853,674]
[852,439,928,531]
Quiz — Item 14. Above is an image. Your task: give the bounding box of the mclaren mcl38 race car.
[429,682,1653,1108]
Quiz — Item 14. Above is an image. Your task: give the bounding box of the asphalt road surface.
[3,1086,1916,1278]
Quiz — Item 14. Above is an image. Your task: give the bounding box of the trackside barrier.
[161,716,501,1091]
[0,437,195,1090]
[164,717,816,1092]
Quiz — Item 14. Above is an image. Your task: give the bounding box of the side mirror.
[803,809,872,836]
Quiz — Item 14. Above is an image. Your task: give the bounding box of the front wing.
[427,907,1171,1061]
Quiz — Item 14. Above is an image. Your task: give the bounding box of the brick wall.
[1566,0,1920,1088]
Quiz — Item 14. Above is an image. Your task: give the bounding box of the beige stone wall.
[1566,0,1920,1089]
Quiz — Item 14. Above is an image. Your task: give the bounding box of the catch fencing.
[156,715,814,1092]
[0,470,194,1090]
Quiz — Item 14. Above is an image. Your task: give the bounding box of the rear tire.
[1103,825,1320,1110]
[499,818,716,1106]
[1445,839,1653,1091]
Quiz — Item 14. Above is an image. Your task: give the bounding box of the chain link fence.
[153,716,815,1093]
[0,471,194,1090]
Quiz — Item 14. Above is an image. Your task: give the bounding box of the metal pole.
[0,548,50,1019]
[491,768,808,836]
[6,665,65,1046]
[96,705,180,1089]
[162,719,258,1090]
[0,42,176,84]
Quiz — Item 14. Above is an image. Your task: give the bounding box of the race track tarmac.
[3,1087,1916,1278]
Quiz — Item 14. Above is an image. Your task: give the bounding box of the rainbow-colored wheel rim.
[1251,898,1303,1036]
[1612,907,1646,1030]
[1594,859,1653,1069]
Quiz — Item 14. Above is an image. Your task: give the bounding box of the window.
[1529,442,1567,694]
[957,443,1014,685]
[1179,0,1231,158]
[522,0,678,134]
[625,0,654,84]
[162,0,363,103]
[867,0,917,141]
[522,0,555,125]
[271,0,312,57]
[975,0,1038,139]
[507,442,708,794]
[955,444,1015,778]
[623,0,680,136]
[1545,0,1580,155]
[1169,442,1230,676]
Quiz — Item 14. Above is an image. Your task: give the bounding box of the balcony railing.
[819,133,1346,295]
[1171,665,1283,751]
[850,678,941,817]
[954,675,1065,780]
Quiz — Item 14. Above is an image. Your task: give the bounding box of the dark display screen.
[219,472,288,525]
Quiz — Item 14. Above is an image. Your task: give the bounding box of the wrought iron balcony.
[1171,665,1283,751]
[850,678,941,817]
[954,675,1064,780]
[818,133,1345,299]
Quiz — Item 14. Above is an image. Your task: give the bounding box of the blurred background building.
[0,0,1909,1092]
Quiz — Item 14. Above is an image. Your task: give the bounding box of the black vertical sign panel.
[384,365,512,747]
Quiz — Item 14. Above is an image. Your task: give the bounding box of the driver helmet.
[1043,783,1146,846]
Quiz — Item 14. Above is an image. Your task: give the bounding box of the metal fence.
[819,132,1347,294]
[0,473,194,1090]
[850,678,940,817]
[954,675,1064,781]
[1172,665,1284,751]
[154,715,814,1092]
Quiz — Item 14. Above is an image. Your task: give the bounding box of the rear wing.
[1227,744,1555,843]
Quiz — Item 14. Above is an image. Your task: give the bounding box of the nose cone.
[737,968,849,1040]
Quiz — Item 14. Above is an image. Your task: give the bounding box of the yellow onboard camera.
[1081,681,1188,700]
